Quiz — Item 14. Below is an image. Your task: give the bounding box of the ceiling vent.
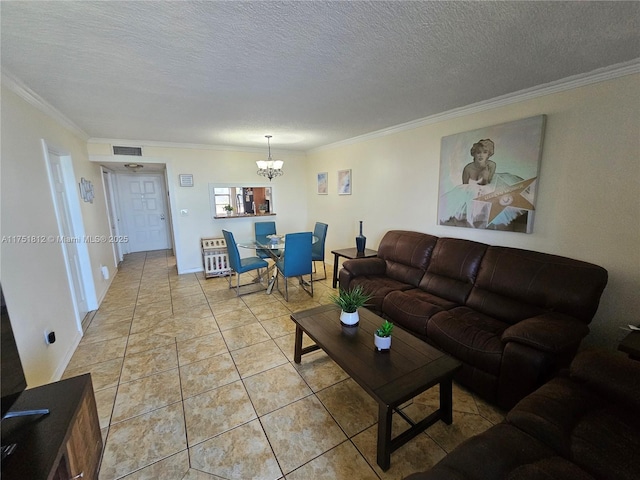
[113,145,142,156]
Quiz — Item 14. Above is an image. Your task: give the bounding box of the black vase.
[355,221,366,253]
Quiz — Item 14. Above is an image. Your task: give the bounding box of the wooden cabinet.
[1,374,102,480]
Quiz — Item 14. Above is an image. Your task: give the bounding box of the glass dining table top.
[237,234,318,250]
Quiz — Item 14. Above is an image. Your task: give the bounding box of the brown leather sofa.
[404,349,640,480]
[338,230,608,409]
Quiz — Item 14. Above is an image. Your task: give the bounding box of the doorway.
[101,167,123,264]
[116,173,172,253]
[43,141,97,329]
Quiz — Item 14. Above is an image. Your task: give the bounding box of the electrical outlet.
[44,330,56,345]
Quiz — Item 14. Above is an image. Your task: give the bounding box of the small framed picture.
[79,177,94,203]
[337,169,351,195]
[317,172,328,194]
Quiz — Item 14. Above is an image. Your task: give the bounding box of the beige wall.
[87,145,310,274]
[306,74,640,349]
[1,87,114,386]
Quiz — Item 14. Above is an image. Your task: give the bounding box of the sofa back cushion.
[377,230,438,287]
[467,247,608,324]
[418,237,488,304]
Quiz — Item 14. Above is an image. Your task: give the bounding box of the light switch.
[180,209,189,216]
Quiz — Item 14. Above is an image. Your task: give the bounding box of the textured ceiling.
[2,1,639,151]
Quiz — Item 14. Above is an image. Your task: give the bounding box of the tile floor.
[63,250,505,480]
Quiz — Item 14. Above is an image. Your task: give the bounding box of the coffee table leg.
[294,325,303,364]
[376,403,393,471]
[332,253,340,288]
[440,378,454,424]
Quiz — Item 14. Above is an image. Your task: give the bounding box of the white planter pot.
[340,310,359,327]
[374,334,391,352]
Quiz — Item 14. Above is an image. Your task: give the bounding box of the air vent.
[113,146,142,156]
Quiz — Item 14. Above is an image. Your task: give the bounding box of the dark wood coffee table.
[291,304,462,471]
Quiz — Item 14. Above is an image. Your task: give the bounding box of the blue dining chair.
[254,221,277,261]
[222,230,268,296]
[275,232,313,301]
[311,222,328,281]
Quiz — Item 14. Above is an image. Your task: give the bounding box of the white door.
[117,174,171,252]
[47,152,89,320]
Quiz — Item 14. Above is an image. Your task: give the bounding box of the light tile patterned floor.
[63,250,505,480]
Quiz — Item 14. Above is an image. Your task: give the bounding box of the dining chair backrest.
[255,221,276,238]
[222,230,241,271]
[254,221,277,259]
[280,232,313,277]
[311,222,328,261]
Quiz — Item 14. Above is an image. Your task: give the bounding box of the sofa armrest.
[342,257,386,277]
[502,313,589,354]
[570,348,640,410]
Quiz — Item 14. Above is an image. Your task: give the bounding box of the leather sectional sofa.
[404,348,640,480]
[338,230,608,409]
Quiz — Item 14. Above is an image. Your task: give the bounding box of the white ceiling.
[2,1,639,152]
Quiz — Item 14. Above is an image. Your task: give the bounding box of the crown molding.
[2,70,89,140]
[309,59,640,153]
[87,137,306,156]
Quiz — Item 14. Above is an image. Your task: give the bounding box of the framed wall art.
[79,177,94,203]
[437,115,546,233]
[337,169,351,195]
[317,172,328,194]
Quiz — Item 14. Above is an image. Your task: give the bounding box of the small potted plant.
[329,286,372,327]
[374,320,393,352]
[224,205,233,215]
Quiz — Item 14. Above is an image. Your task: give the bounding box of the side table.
[330,247,378,288]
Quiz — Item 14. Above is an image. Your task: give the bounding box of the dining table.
[237,234,318,294]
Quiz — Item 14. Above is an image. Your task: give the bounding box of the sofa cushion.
[505,457,596,480]
[466,246,608,324]
[382,289,451,338]
[349,276,414,313]
[427,307,508,375]
[403,423,574,480]
[571,406,640,480]
[377,230,438,286]
[507,376,604,456]
[418,237,488,304]
[508,374,640,480]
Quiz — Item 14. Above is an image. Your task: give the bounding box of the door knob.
[160,214,165,220]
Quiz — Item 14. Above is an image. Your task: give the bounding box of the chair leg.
[299,272,314,298]
[229,270,266,297]
[312,261,326,281]
[284,276,289,302]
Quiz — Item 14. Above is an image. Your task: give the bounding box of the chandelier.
[256,135,284,181]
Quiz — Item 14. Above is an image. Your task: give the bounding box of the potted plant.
[224,205,233,215]
[374,320,393,352]
[329,286,372,327]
